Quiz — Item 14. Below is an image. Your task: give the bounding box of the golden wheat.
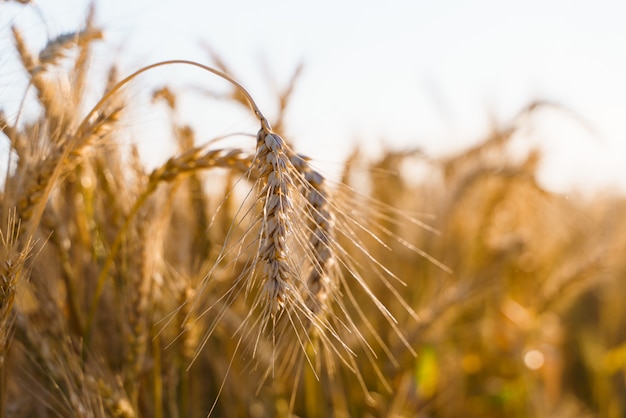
[3,7,626,417]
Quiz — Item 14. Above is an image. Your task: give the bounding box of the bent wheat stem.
[75,59,272,141]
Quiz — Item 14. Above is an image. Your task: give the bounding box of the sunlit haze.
[2,0,626,193]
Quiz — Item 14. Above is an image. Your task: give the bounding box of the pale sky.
[2,1,626,193]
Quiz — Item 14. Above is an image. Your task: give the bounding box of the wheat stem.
[76,59,272,141]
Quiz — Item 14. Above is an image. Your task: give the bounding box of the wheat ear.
[290,154,336,316]
[255,129,297,316]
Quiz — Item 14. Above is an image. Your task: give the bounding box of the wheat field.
[1,5,626,418]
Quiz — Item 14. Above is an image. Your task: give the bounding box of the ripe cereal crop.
[2,4,626,418]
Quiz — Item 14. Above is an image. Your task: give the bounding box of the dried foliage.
[1,6,626,418]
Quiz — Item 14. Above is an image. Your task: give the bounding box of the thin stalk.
[75,59,272,140]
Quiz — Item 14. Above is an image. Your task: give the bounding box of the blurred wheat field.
[2,5,626,418]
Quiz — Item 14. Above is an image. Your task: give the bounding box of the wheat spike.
[149,147,253,185]
[290,154,336,316]
[254,129,297,316]
[39,29,103,69]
